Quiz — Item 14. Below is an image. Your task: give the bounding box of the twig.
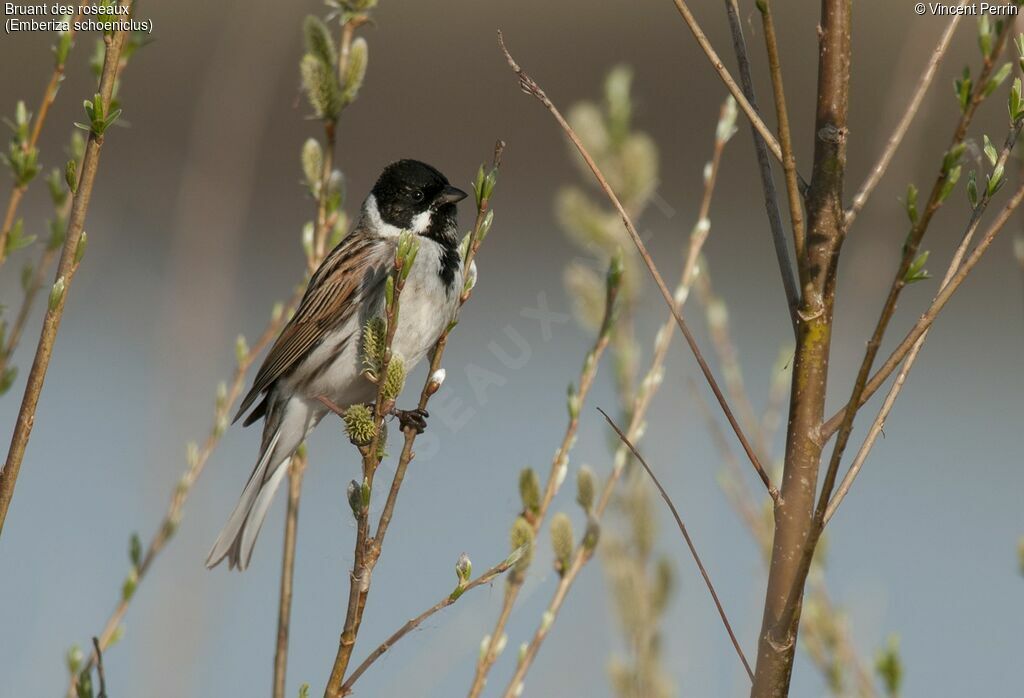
[469,221,617,697]
[68,297,294,697]
[824,172,1024,523]
[757,0,808,277]
[845,14,962,226]
[89,637,108,698]
[340,553,517,695]
[325,145,504,698]
[498,31,778,504]
[496,103,735,697]
[0,21,78,265]
[0,16,132,537]
[722,0,800,332]
[274,452,307,698]
[819,17,1015,444]
[666,0,783,164]
[599,408,755,682]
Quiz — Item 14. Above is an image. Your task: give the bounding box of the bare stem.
[91,637,107,698]
[0,17,132,537]
[498,31,777,504]
[600,408,755,682]
[722,0,800,331]
[274,453,307,698]
[845,15,962,226]
[666,0,783,163]
[340,554,517,695]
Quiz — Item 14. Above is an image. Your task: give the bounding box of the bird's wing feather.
[234,232,391,423]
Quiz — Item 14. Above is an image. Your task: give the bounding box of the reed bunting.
[206,159,467,570]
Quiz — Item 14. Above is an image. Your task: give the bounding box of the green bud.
[343,404,376,446]
[300,53,341,121]
[384,275,395,310]
[65,160,78,194]
[575,466,596,514]
[381,354,406,402]
[983,134,998,166]
[451,551,472,598]
[955,66,972,113]
[75,670,93,698]
[518,468,541,516]
[967,170,978,207]
[903,250,931,284]
[982,62,1012,98]
[129,532,142,568]
[582,514,600,552]
[66,645,83,676]
[509,516,534,581]
[905,183,919,224]
[235,334,249,365]
[303,15,336,67]
[299,684,311,698]
[942,143,966,174]
[46,168,65,205]
[301,138,323,194]
[550,513,574,575]
[478,208,494,240]
[0,367,16,396]
[938,164,961,203]
[875,635,903,697]
[301,222,315,258]
[341,37,368,106]
[987,161,1005,196]
[74,232,87,265]
[566,383,580,420]
[48,276,66,311]
[122,568,138,601]
[606,248,625,292]
[346,479,362,517]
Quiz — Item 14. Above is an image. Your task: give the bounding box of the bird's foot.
[391,407,429,434]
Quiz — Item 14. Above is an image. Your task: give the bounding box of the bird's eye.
[411,190,425,202]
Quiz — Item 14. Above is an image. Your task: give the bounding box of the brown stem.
[0,23,77,265]
[751,0,851,694]
[819,17,1015,444]
[845,15,962,226]
[757,0,807,277]
[274,454,307,698]
[723,0,800,332]
[340,554,516,695]
[91,637,107,698]
[666,0,783,163]
[498,31,778,504]
[600,409,754,682]
[326,145,504,698]
[0,19,132,537]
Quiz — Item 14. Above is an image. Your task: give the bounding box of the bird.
[206,159,467,571]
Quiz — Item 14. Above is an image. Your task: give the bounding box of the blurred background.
[1,1,1022,696]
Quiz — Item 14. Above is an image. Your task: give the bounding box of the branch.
[0,19,79,266]
[666,0,783,164]
[599,408,755,682]
[757,0,808,277]
[0,14,132,537]
[325,145,504,698]
[274,453,307,698]
[819,18,1016,444]
[845,15,962,226]
[824,175,1024,523]
[469,223,618,697]
[722,0,800,331]
[498,30,778,503]
[340,552,517,695]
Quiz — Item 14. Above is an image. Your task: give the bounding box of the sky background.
[1,1,1023,696]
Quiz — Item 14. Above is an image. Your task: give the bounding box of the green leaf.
[905,183,919,224]
[987,161,1005,195]
[983,134,998,166]
[955,66,972,113]
[983,62,1012,98]
[938,164,961,202]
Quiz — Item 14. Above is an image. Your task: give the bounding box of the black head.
[366,159,467,246]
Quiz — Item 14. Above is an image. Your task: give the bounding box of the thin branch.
[845,14,962,226]
[757,0,808,277]
[469,216,616,697]
[326,144,505,698]
[340,553,517,695]
[498,31,778,504]
[91,637,107,698]
[723,0,800,332]
[820,18,1016,444]
[0,17,132,537]
[824,175,1024,523]
[599,408,755,682]
[274,453,307,698]
[666,0,783,164]
[0,21,78,266]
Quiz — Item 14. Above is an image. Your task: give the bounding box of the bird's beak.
[439,185,468,205]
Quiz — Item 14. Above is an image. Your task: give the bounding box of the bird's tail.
[205,428,288,571]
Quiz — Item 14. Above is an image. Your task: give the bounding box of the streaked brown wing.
[234,233,389,423]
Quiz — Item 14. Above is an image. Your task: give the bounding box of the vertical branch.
[723,0,800,331]
[274,452,307,698]
[0,15,133,537]
[751,0,851,694]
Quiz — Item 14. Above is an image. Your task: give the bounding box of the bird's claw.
[393,407,429,434]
